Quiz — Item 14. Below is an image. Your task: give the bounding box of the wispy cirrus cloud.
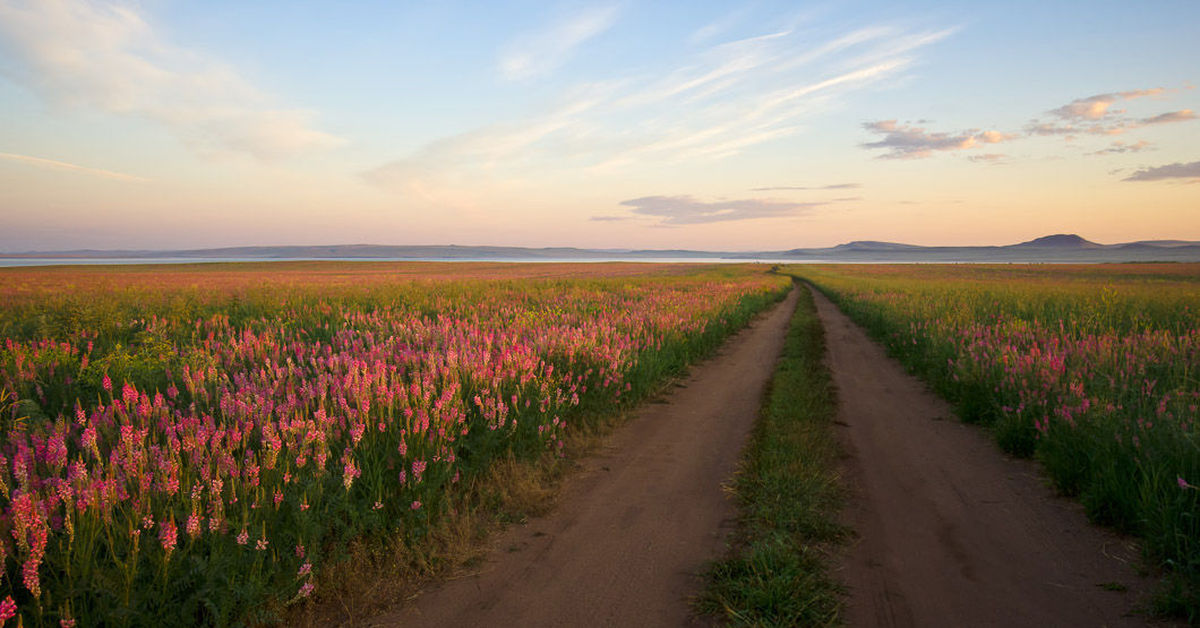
[498,4,621,81]
[861,120,1014,159]
[0,151,148,181]
[1123,160,1200,182]
[370,20,952,196]
[617,195,826,225]
[751,183,860,191]
[0,0,342,159]
[688,8,748,45]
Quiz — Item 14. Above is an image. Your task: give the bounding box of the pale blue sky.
[1,0,1197,251]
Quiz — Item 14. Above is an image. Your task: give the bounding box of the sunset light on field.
[1,0,1197,252]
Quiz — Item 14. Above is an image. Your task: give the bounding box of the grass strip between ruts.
[696,283,847,626]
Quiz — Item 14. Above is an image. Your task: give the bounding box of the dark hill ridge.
[1012,234,1101,248]
[829,241,927,252]
[3,234,1200,263]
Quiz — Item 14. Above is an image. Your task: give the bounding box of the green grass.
[696,285,847,626]
[786,264,1200,620]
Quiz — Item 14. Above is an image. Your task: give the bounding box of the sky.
[0,0,1198,252]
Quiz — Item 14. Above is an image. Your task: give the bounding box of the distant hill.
[1010,234,1101,249]
[4,234,1200,264]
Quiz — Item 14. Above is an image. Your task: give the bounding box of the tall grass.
[788,263,1200,620]
[0,263,790,626]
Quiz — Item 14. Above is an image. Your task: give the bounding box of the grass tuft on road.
[697,284,847,626]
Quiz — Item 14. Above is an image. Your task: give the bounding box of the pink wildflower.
[186,512,202,538]
[160,519,178,556]
[236,529,249,546]
[298,562,312,577]
[0,597,15,623]
[410,500,421,511]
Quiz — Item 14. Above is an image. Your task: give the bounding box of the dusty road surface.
[369,288,799,627]
[812,286,1156,627]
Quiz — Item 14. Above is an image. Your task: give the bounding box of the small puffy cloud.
[498,4,620,81]
[1089,140,1152,156]
[1141,110,1196,125]
[861,120,1014,159]
[977,130,1011,143]
[750,183,860,191]
[1027,89,1192,139]
[0,0,341,159]
[618,195,825,225]
[1050,88,1164,121]
[1123,160,1200,182]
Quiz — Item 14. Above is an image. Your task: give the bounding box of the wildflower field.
[0,261,790,626]
[788,263,1200,616]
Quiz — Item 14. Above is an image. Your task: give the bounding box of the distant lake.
[0,256,821,268]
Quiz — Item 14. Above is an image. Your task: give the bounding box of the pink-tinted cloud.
[750,183,861,191]
[0,151,148,182]
[1050,88,1165,121]
[0,0,342,159]
[1141,110,1196,125]
[618,195,825,224]
[861,120,1015,159]
[1123,160,1200,182]
[1089,140,1152,156]
[967,153,1007,163]
[1027,89,1193,139]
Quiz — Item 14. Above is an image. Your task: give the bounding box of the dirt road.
[368,288,799,627]
[812,286,1155,627]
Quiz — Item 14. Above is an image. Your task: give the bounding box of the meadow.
[788,263,1200,617]
[0,261,790,626]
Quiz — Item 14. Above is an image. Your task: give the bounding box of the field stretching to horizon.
[790,263,1200,616]
[0,262,790,626]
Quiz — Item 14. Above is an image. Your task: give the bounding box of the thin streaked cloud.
[498,4,621,81]
[967,153,1007,163]
[618,195,826,225]
[0,0,342,159]
[751,183,860,191]
[371,21,950,193]
[0,152,149,182]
